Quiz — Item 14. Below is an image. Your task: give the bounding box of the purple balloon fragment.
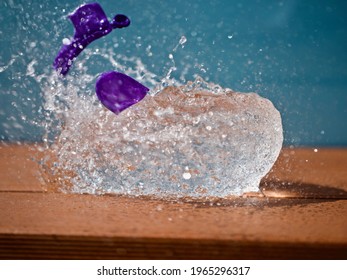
[95,71,149,114]
[53,3,130,75]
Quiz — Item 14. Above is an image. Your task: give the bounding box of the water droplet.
[179,35,187,45]
[182,172,191,180]
[62,38,71,45]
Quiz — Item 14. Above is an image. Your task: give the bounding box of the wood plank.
[1,192,345,243]
[0,144,346,259]
[0,192,346,259]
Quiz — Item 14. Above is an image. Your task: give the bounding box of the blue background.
[1,0,346,146]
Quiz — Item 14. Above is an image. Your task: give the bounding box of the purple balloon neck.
[111,14,130,29]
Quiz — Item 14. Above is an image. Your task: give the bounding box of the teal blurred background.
[1,0,346,146]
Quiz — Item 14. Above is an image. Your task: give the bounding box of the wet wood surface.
[0,144,346,259]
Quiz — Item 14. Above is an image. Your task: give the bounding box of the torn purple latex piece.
[53,3,130,75]
[54,3,149,114]
[96,71,149,114]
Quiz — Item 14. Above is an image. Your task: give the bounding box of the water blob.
[42,74,283,197]
[95,71,149,114]
[53,3,130,76]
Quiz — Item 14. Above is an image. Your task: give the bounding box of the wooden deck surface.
[0,144,346,259]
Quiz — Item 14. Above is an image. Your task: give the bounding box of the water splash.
[35,41,282,198]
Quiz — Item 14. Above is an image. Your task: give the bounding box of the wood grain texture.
[0,144,346,259]
[0,144,44,192]
[261,148,347,198]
